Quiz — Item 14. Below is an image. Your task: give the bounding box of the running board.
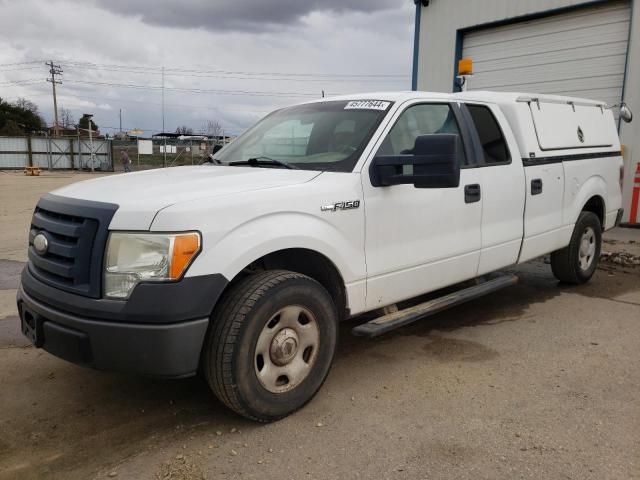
[352,274,519,338]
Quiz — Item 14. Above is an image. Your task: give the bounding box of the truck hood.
[52,166,322,229]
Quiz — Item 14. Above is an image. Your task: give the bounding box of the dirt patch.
[421,336,500,363]
[0,260,25,290]
[601,251,640,267]
[155,454,206,480]
[0,316,29,348]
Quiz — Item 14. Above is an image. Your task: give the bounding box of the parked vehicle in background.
[17,91,628,421]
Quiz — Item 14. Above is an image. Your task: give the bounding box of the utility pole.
[46,61,63,136]
[162,66,166,168]
[119,109,122,135]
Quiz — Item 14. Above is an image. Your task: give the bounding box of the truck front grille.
[27,194,118,298]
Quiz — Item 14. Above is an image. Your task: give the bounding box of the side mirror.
[369,134,461,188]
[620,103,633,123]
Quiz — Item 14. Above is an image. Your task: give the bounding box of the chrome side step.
[351,274,519,338]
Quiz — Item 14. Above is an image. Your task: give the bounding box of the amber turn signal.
[170,233,201,279]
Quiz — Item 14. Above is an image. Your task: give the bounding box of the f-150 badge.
[321,200,361,212]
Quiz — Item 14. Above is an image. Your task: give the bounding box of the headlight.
[104,232,201,299]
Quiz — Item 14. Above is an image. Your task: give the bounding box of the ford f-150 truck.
[17,91,628,421]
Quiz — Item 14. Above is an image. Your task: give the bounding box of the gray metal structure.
[0,136,113,171]
[412,0,639,223]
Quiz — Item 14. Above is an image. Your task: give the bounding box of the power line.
[18,91,276,116]
[0,78,44,86]
[0,60,43,67]
[0,65,44,72]
[61,64,407,84]
[64,79,333,98]
[59,60,409,79]
[20,91,274,113]
[1,60,406,101]
[2,59,410,80]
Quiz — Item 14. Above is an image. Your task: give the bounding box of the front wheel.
[202,270,338,422]
[551,211,602,284]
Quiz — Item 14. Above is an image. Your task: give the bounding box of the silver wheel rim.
[578,226,597,271]
[255,305,320,394]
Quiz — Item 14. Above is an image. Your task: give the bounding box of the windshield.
[213,100,392,172]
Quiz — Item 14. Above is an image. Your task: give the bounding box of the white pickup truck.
[18,91,629,421]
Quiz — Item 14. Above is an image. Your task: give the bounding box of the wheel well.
[232,249,348,320]
[582,195,605,229]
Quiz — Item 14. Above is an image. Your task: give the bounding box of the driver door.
[362,102,483,310]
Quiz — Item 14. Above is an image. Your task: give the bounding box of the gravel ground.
[0,171,638,480]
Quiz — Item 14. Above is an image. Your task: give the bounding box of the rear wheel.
[202,270,338,422]
[551,211,602,284]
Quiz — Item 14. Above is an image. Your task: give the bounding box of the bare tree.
[175,125,194,135]
[60,108,75,128]
[202,120,222,141]
[15,97,39,114]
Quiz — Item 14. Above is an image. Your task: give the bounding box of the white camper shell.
[457,91,621,154]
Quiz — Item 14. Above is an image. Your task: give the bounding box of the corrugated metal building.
[412,0,639,223]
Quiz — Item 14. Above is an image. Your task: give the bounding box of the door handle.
[531,178,543,195]
[464,184,481,203]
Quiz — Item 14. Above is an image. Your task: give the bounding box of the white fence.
[0,136,113,170]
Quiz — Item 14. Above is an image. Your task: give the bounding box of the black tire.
[202,270,338,422]
[550,211,602,284]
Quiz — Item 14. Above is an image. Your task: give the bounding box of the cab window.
[466,105,511,165]
[377,103,467,165]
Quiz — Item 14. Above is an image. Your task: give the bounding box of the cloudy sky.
[0,0,415,136]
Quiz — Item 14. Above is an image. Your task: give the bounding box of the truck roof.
[319,90,609,108]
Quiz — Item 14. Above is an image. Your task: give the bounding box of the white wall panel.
[0,137,112,170]
[0,137,28,168]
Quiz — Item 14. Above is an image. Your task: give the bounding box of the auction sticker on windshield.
[344,100,390,110]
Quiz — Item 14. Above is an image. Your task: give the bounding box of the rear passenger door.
[518,157,565,262]
[461,103,526,274]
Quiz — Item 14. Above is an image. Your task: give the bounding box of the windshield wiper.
[229,156,298,170]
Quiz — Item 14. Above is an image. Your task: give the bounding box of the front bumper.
[17,268,229,378]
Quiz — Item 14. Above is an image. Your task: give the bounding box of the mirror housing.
[620,103,633,123]
[369,134,461,188]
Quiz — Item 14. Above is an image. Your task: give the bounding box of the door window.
[377,103,467,165]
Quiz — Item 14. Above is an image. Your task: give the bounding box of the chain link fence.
[111,137,227,172]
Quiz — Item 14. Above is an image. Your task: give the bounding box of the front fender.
[149,172,367,313]
[187,211,365,283]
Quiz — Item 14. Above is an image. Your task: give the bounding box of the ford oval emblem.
[33,232,49,255]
